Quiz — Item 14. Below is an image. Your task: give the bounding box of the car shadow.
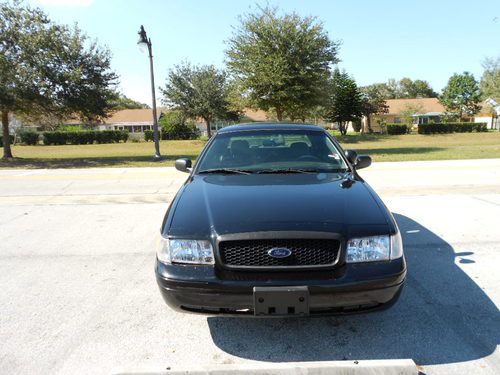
[207,214,499,366]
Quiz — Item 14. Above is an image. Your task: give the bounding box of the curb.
[112,359,418,375]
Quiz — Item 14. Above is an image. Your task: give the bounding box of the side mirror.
[355,155,372,169]
[344,149,358,165]
[175,158,192,173]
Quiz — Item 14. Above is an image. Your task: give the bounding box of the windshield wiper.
[198,168,253,175]
[256,168,321,174]
[256,168,348,174]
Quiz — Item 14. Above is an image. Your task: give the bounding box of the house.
[95,109,163,133]
[196,109,270,136]
[85,108,271,136]
[475,101,499,130]
[363,98,446,132]
[63,108,164,133]
[363,98,499,132]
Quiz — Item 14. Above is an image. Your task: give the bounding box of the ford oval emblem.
[268,247,292,258]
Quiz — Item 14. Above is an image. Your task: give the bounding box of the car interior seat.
[289,142,310,159]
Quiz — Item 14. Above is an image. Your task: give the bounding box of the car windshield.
[197,129,348,173]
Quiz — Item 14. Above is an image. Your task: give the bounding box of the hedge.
[0,134,14,146]
[66,131,95,145]
[20,132,39,145]
[145,127,199,141]
[42,130,129,145]
[386,123,410,135]
[418,122,487,134]
[144,130,154,142]
[161,123,199,140]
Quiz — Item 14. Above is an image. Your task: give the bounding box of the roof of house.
[385,98,445,115]
[103,108,163,124]
[478,102,497,116]
[384,98,497,117]
[66,100,494,126]
[242,109,269,122]
[101,108,270,125]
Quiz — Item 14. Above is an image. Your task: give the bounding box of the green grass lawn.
[1,132,499,169]
[334,131,500,162]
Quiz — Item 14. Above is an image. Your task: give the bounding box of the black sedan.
[156,123,406,317]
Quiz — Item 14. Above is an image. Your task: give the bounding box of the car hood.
[166,173,392,238]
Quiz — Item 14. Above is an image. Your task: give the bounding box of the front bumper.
[155,257,406,316]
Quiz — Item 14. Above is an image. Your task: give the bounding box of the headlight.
[346,233,403,263]
[157,237,214,265]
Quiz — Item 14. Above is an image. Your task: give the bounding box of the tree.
[480,56,500,101]
[398,78,438,98]
[440,72,482,120]
[111,94,149,109]
[325,69,363,135]
[400,103,424,126]
[225,6,339,121]
[360,85,389,133]
[0,1,118,158]
[362,79,437,100]
[161,63,239,138]
[285,105,328,123]
[158,110,198,140]
[14,112,64,131]
[386,79,400,99]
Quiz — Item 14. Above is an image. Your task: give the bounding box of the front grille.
[218,239,340,268]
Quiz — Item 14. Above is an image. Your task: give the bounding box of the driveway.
[0,159,499,375]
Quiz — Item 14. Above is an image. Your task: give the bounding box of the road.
[0,159,499,375]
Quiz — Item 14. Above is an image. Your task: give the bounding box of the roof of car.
[217,122,326,134]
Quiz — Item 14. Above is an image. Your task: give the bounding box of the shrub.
[95,130,114,144]
[161,122,199,140]
[0,134,15,147]
[453,123,473,133]
[417,122,487,134]
[386,123,409,135]
[144,130,154,142]
[42,130,128,145]
[20,131,39,145]
[159,110,199,140]
[119,130,129,142]
[43,131,68,145]
[66,131,94,145]
[94,130,127,144]
[475,123,488,132]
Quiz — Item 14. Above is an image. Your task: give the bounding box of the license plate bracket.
[253,286,309,316]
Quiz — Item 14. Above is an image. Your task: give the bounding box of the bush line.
[417,122,487,134]
[42,130,129,145]
[386,123,410,135]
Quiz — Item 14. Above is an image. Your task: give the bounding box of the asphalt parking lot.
[0,159,499,375]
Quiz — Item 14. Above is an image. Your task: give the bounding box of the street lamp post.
[137,25,161,160]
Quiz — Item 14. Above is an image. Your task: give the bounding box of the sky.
[29,0,500,106]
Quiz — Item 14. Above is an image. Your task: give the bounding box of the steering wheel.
[296,155,320,162]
